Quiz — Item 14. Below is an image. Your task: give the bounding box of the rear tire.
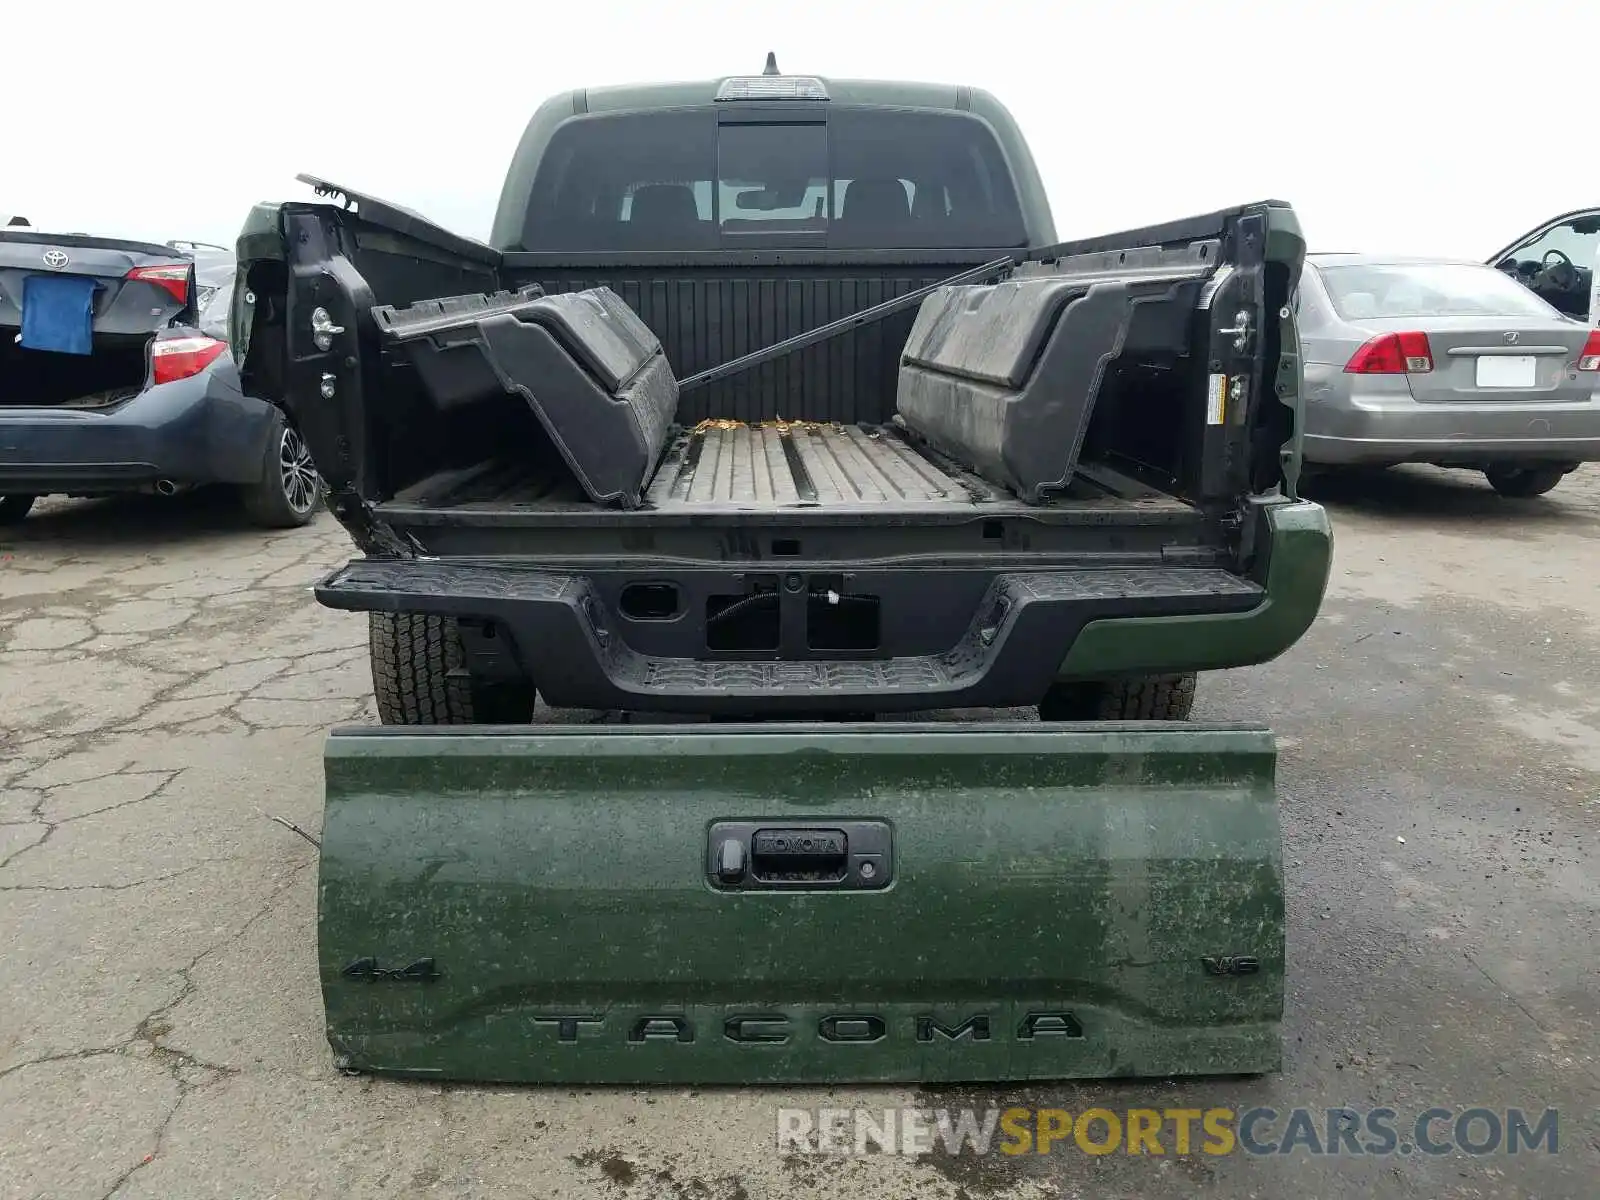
[1484,465,1565,498]
[369,612,535,725]
[0,494,37,524]
[241,407,321,528]
[1038,673,1198,722]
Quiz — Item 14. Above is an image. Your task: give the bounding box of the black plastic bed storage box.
[895,277,1133,505]
[373,286,680,508]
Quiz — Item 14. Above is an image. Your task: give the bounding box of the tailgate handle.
[709,821,892,892]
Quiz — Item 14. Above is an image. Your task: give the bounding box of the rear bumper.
[0,378,276,494]
[315,499,1331,712]
[1054,498,1332,679]
[1303,387,1600,466]
[319,561,1264,714]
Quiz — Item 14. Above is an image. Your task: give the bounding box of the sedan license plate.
[1476,355,1537,388]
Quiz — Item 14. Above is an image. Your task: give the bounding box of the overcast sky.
[4,0,1593,258]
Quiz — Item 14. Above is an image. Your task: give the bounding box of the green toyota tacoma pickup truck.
[234,61,1333,1086]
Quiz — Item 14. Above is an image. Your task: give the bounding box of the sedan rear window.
[521,106,1027,251]
[1318,262,1562,321]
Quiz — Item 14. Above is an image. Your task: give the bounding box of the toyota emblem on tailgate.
[42,250,69,269]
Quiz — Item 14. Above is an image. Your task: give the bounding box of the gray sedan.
[1297,253,1600,497]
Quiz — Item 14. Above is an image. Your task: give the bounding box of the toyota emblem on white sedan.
[42,250,69,269]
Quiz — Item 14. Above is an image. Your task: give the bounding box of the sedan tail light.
[1578,330,1600,372]
[151,335,226,385]
[1345,331,1434,374]
[126,263,193,306]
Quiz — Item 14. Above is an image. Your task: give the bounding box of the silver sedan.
[1297,253,1600,497]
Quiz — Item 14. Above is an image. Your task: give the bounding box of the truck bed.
[246,190,1300,584]
[382,419,1194,521]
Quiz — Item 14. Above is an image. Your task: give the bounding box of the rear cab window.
[520,106,1027,251]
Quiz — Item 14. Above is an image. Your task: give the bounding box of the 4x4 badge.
[341,956,441,983]
[1201,955,1260,976]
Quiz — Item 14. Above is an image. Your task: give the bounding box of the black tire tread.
[1095,672,1197,719]
[1039,673,1198,722]
[369,612,476,725]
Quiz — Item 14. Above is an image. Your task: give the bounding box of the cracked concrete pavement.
[1,471,1597,1199]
